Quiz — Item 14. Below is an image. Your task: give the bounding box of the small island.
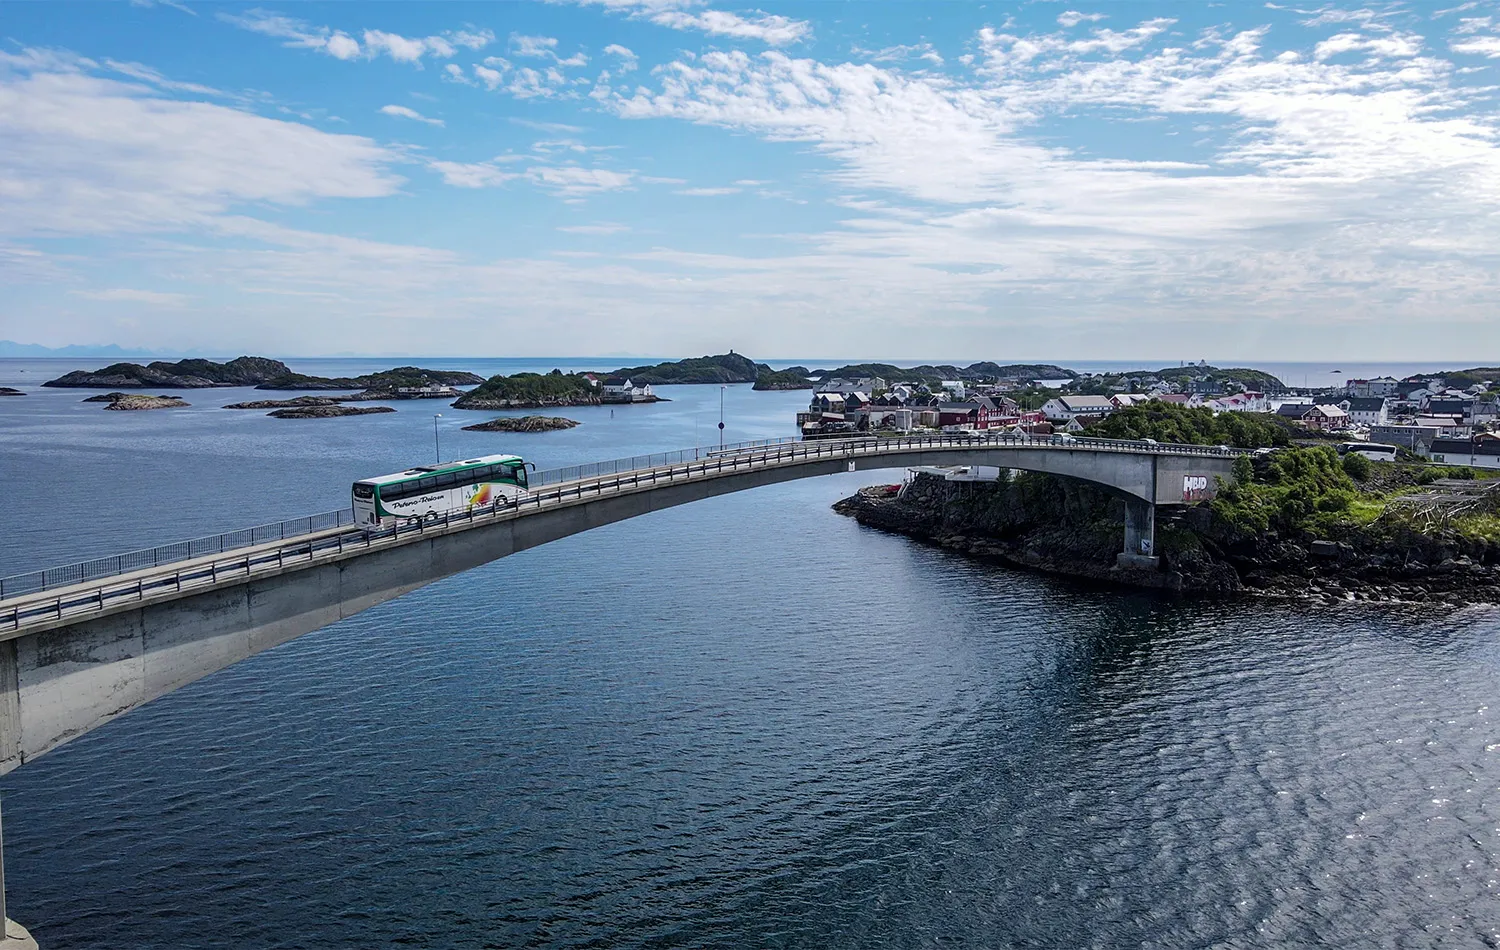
[224,396,344,410]
[42,356,482,392]
[753,367,815,391]
[453,371,603,410]
[462,415,579,432]
[0,387,24,396]
[608,351,761,385]
[266,405,396,420]
[84,392,189,410]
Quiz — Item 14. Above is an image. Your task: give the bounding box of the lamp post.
[718,385,726,450]
[433,414,442,464]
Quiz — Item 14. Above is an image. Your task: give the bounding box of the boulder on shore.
[462,415,580,432]
[87,392,189,410]
[266,405,396,419]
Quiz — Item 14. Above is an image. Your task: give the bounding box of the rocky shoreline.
[462,415,579,432]
[84,392,189,410]
[835,474,1500,609]
[267,405,396,419]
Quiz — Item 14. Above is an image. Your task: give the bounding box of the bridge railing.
[0,509,354,601]
[528,436,805,487]
[0,432,1241,604]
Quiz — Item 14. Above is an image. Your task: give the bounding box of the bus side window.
[511,464,528,488]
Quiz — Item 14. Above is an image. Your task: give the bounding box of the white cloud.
[559,0,811,46]
[591,18,1500,334]
[512,34,559,58]
[431,160,635,196]
[604,44,639,71]
[0,48,402,237]
[218,11,363,60]
[379,104,444,126]
[1451,33,1500,57]
[1313,31,1424,60]
[220,12,494,65]
[854,42,944,67]
[676,186,740,195]
[103,59,222,96]
[1057,11,1107,28]
[70,288,190,305]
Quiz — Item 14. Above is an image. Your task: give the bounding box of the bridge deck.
[3,433,1239,636]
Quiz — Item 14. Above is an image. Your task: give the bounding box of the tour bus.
[352,454,530,527]
[1337,442,1398,462]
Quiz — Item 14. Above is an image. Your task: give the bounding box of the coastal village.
[794,365,1500,470]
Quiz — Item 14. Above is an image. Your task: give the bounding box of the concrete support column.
[1118,499,1159,569]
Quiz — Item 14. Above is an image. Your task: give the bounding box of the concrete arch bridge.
[0,433,1239,773]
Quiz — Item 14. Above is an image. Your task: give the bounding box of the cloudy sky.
[3,1,1500,360]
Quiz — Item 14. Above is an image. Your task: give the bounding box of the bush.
[1211,446,1361,538]
[1083,403,1289,448]
[1445,466,1476,480]
[1342,452,1372,480]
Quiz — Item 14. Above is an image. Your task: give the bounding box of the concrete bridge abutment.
[1118,499,1159,569]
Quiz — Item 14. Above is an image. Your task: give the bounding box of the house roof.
[1431,438,1500,456]
[1311,404,1348,418]
[602,376,629,386]
[1058,395,1115,410]
[1344,397,1388,412]
[1277,403,1313,418]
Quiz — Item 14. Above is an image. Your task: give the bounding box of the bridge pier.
[1118,499,1159,569]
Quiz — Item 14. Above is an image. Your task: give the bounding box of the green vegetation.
[806,362,1075,385]
[1440,367,1500,388]
[1212,446,1361,536]
[261,365,484,391]
[43,356,483,391]
[1342,452,1372,481]
[1149,365,1285,393]
[611,352,760,384]
[753,368,814,391]
[1082,403,1291,448]
[451,371,598,408]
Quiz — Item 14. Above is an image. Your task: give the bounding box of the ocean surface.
[1,357,1497,949]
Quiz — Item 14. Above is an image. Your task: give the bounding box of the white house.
[601,377,654,403]
[1110,393,1152,409]
[1341,397,1389,427]
[1427,434,1500,470]
[1040,395,1116,422]
[1347,376,1399,398]
[1210,391,1270,413]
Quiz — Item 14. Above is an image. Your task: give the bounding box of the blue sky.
[3,0,1500,360]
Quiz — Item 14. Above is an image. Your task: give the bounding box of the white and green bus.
[352,454,530,527]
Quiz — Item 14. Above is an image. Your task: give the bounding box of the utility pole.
[433,414,442,464]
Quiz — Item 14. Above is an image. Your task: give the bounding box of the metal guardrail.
[0,510,356,601]
[0,433,1241,616]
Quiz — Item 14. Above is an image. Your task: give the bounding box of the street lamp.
[433,413,442,464]
[719,385,726,450]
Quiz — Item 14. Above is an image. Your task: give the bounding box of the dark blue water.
[2,359,1498,949]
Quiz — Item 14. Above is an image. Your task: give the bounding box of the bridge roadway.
[0,433,1239,775]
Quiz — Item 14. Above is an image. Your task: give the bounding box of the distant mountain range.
[0,340,214,358]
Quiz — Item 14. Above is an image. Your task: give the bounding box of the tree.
[1342,452,1371,480]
